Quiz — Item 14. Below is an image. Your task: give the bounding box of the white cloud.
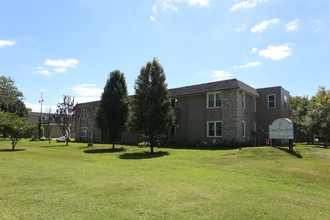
[150,16,156,21]
[25,102,57,113]
[45,58,79,68]
[0,40,16,48]
[311,20,323,32]
[285,19,299,31]
[54,68,68,73]
[230,0,267,11]
[251,47,258,54]
[259,43,293,60]
[237,24,247,32]
[234,61,261,69]
[34,70,51,76]
[72,84,103,97]
[251,19,279,33]
[211,70,232,81]
[176,0,211,6]
[152,5,157,14]
[162,1,178,12]
[40,89,46,92]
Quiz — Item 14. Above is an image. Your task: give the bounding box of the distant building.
[75,79,289,144]
[28,112,75,138]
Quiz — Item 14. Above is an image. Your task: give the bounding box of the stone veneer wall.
[235,91,245,141]
[222,90,239,140]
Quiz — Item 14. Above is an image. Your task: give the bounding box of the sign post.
[269,118,294,151]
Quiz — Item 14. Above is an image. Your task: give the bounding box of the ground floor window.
[253,122,257,132]
[80,127,87,138]
[207,121,222,137]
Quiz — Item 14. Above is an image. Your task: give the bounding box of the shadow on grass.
[272,146,303,159]
[0,149,25,152]
[84,148,126,154]
[119,151,169,160]
[162,146,239,151]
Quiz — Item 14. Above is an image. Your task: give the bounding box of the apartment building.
[75,79,290,144]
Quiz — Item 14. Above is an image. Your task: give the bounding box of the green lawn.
[0,139,329,219]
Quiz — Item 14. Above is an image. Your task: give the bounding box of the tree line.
[290,86,329,148]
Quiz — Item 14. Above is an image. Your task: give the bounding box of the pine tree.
[130,58,174,153]
[96,70,129,149]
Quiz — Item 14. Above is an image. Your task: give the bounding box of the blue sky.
[0,0,329,112]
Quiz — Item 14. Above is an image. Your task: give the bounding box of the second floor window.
[207,92,222,108]
[268,94,276,108]
[241,93,245,108]
[253,97,256,112]
[81,109,87,119]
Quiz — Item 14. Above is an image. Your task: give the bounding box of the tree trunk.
[112,142,115,149]
[66,139,69,146]
[150,134,154,153]
[12,141,15,151]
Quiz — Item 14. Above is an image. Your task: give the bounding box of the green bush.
[138,141,150,148]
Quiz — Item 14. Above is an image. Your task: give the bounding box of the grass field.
[0,139,329,219]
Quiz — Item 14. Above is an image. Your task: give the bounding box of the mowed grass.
[0,139,329,219]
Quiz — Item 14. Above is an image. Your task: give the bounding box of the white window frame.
[252,97,256,112]
[207,92,222,109]
[207,121,223,138]
[267,94,276,108]
[241,93,245,108]
[242,121,246,137]
[80,127,87,138]
[253,122,257,132]
[81,109,87,119]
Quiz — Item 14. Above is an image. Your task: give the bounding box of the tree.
[0,76,28,117]
[0,111,35,150]
[53,95,80,146]
[96,70,129,149]
[130,58,174,153]
[304,87,329,148]
[291,86,330,148]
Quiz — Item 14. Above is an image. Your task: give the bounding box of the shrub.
[138,141,150,148]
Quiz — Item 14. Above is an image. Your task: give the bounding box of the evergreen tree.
[96,70,129,149]
[130,58,174,153]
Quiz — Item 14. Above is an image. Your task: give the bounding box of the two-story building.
[75,78,290,144]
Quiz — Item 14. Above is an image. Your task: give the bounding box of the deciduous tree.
[0,76,28,117]
[0,111,35,150]
[130,58,174,153]
[54,95,80,146]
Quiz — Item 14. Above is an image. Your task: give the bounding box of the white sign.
[269,118,294,139]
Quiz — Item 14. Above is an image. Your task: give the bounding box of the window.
[80,127,87,137]
[207,92,222,108]
[241,93,245,108]
[81,109,87,119]
[42,116,49,120]
[207,121,222,137]
[242,121,246,137]
[267,94,276,108]
[253,122,256,132]
[252,97,256,112]
[283,95,288,109]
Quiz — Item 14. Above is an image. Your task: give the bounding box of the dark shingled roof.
[76,79,259,109]
[169,78,259,98]
[76,100,100,109]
